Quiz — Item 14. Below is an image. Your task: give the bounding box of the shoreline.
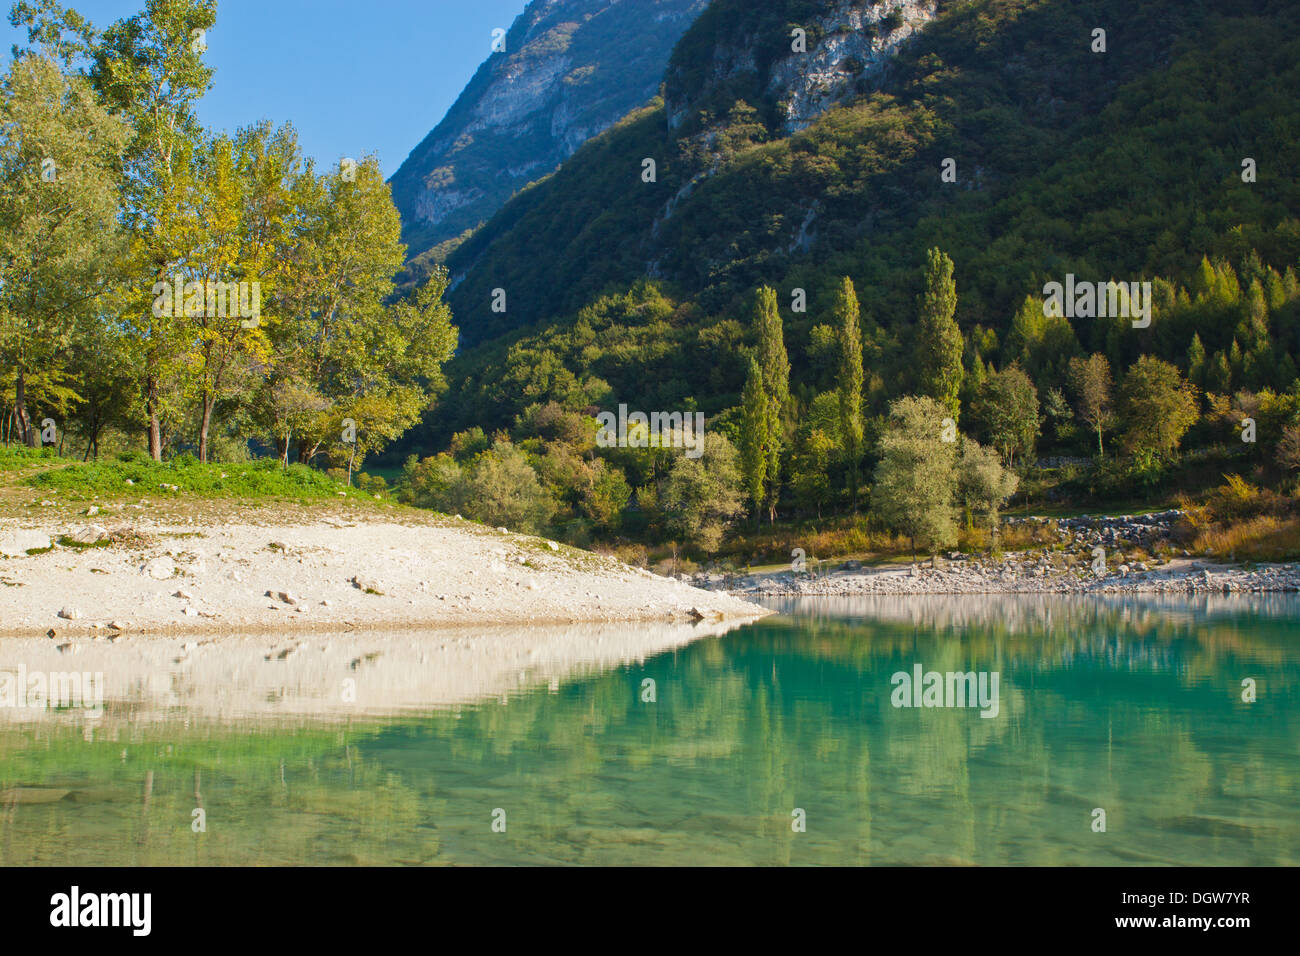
[705,512,1300,598]
[720,557,1300,598]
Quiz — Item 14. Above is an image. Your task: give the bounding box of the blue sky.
[2,0,529,178]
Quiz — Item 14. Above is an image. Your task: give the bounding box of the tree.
[1118,355,1199,456]
[915,247,963,419]
[461,440,555,533]
[399,452,466,514]
[834,276,864,510]
[88,0,218,460]
[870,395,957,562]
[257,158,449,468]
[661,432,744,553]
[0,55,127,446]
[791,427,835,519]
[581,460,632,532]
[1278,425,1300,474]
[971,365,1040,469]
[754,285,789,522]
[957,437,1018,543]
[738,358,767,518]
[1066,353,1114,457]
[184,125,291,460]
[1005,294,1079,382]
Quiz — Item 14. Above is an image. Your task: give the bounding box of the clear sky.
[2,0,529,178]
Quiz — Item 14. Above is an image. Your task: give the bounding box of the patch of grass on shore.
[22,452,365,502]
[0,445,69,470]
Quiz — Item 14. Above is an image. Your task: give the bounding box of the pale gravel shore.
[0,513,771,639]
[720,557,1300,598]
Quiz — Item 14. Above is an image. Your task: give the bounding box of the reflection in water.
[1,597,1296,866]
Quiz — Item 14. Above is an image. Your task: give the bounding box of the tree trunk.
[145,375,163,461]
[14,369,35,448]
[198,395,214,463]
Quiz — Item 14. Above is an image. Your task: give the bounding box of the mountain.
[389,0,708,271]
[384,0,1299,483]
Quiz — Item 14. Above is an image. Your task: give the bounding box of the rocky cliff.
[390,0,708,266]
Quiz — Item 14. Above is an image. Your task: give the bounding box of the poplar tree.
[834,276,864,511]
[916,247,963,419]
[754,285,789,522]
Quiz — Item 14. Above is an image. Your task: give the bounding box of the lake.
[2,595,1296,865]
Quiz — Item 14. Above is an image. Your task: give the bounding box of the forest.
[5,0,1300,570]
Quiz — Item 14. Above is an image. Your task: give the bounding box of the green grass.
[22,452,363,502]
[0,444,68,470]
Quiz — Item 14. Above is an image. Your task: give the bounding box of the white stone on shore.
[143,556,175,579]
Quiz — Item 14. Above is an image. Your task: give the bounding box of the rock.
[0,530,52,557]
[65,524,110,546]
[173,589,193,600]
[124,479,134,486]
[143,556,175,580]
[351,575,384,595]
[265,590,299,606]
[547,541,560,551]
[57,607,80,620]
[182,607,198,617]
[496,527,509,534]
[687,607,706,622]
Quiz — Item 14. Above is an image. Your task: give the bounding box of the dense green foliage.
[2,0,457,480]
[382,0,1300,557]
[8,0,1300,559]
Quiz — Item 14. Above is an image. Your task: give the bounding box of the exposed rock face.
[391,0,708,263]
[769,0,937,132]
[664,0,937,134]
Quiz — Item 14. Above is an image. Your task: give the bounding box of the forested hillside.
[392,0,1300,560]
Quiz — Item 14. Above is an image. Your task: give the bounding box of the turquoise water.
[2,595,1297,865]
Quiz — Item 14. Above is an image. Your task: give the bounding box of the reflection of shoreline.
[0,620,745,726]
[758,592,1300,631]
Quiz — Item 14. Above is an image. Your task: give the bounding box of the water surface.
[2,596,1296,865]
